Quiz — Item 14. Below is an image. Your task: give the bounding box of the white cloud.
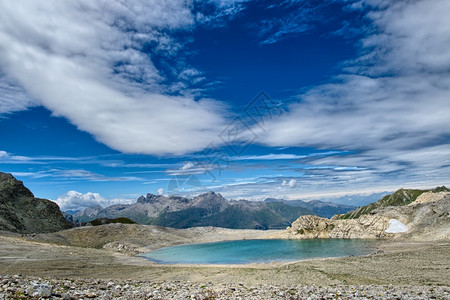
[231,151,344,161]
[235,154,305,161]
[251,0,450,189]
[288,179,297,188]
[0,74,36,114]
[0,150,33,162]
[281,179,297,188]
[0,0,230,155]
[157,188,164,195]
[181,162,195,171]
[56,190,134,212]
[166,161,219,176]
[195,0,249,26]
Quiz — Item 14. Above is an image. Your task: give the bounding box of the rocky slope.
[70,191,316,230]
[0,172,71,233]
[286,188,450,240]
[337,186,449,219]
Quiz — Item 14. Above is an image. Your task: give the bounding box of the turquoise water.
[142,239,379,265]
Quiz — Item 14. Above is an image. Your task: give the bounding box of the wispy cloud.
[250,0,335,45]
[195,0,250,26]
[248,0,450,190]
[0,151,142,168]
[0,150,33,162]
[11,169,141,182]
[231,151,345,161]
[232,153,306,160]
[0,150,101,164]
[166,161,218,176]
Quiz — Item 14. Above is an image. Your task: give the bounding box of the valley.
[0,172,449,298]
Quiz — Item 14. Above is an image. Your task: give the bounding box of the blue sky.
[1,0,449,211]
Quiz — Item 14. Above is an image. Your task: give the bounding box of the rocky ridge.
[0,172,71,234]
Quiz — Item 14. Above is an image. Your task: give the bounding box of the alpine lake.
[142,239,380,265]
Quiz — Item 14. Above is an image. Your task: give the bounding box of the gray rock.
[27,283,53,298]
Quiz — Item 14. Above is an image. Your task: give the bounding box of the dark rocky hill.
[0,172,72,233]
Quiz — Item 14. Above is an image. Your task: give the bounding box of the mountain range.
[69,192,356,230]
[1,171,447,237]
[264,198,355,218]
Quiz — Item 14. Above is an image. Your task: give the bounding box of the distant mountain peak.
[137,193,163,204]
[197,191,222,198]
[191,191,228,211]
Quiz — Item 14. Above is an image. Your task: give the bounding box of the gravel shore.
[1,275,449,299]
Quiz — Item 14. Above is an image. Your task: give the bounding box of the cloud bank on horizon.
[56,190,134,212]
[0,0,449,210]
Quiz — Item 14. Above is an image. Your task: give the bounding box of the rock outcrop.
[0,172,72,233]
[408,191,450,206]
[286,190,450,241]
[286,215,392,239]
[372,193,450,240]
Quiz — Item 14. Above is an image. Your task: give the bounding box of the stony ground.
[1,226,449,299]
[1,275,449,299]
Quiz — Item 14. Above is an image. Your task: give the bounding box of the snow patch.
[385,219,408,233]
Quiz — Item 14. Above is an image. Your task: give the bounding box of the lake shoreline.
[137,239,438,270]
[141,238,382,265]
